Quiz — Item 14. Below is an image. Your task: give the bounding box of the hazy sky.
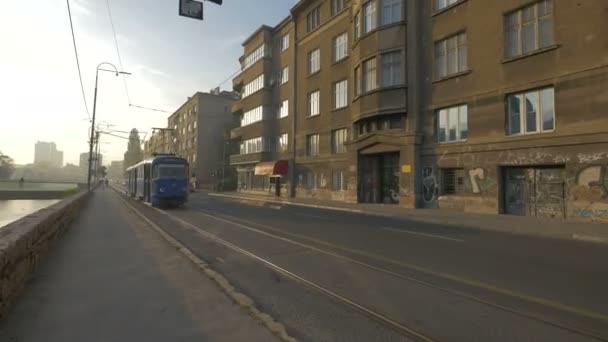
[0,0,295,165]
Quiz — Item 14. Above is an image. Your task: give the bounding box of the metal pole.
[87,69,99,191]
[94,131,101,184]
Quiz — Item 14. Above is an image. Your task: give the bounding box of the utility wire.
[105,0,131,105]
[129,104,172,113]
[66,0,91,121]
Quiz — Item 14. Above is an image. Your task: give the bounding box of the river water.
[0,200,60,229]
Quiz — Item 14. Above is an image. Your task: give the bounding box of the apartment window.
[309,49,320,74]
[277,133,288,152]
[381,51,402,87]
[505,0,553,59]
[192,154,196,163]
[306,172,318,189]
[506,87,554,135]
[435,32,467,79]
[240,137,265,154]
[307,6,321,32]
[241,44,269,71]
[278,100,289,118]
[333,33,348,62]
[437,104,468,143]
[435,0,459,11]
[332,128,348,154]
[382,0,402,25]
[332,0,347,16]
[441,168,466,194]
[354,12,361,40]
[193,121,197,129]
[242,105,264,126]
[193,105,197,115]
[332,171,347,191]
[306,134,320,156]
[280,66,289,85]
[362,58,377,92]
[363,0,377,33]
[242,74,265,98]
[280,34,289,52]
[354,66,361,96]
[308,90,320,117]
[333,80,348,109]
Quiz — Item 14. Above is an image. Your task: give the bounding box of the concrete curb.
[113,190,296,342]
[208,193,608,246]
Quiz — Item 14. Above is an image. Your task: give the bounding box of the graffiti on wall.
[467,168,498,195]
[569,164,608,222]
[422,167,437,203]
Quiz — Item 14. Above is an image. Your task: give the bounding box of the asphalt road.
[117,190,608,341]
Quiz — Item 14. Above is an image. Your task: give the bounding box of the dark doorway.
[358,152,400,204]
[504,166,565,219]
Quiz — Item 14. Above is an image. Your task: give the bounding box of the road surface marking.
[185,208,608,332]
[382,227,464,242]
[269,205,282,210]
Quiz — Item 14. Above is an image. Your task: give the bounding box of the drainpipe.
[290,14,298,198]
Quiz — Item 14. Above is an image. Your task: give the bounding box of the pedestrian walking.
[19,177,24,189]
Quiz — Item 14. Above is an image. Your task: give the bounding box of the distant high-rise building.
[123,129,143,171]
[79,152,103,181]
[107,160,124,181]
[34,141,63,168]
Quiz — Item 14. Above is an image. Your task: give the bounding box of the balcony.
[232,100,244,114]
[229,151,274,166]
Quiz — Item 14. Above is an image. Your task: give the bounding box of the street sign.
[179,0,203,20]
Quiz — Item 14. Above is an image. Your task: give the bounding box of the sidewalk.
[0,190,278,342]
[208,191,608,244]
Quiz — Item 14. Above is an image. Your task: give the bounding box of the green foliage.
[0,151,16,180]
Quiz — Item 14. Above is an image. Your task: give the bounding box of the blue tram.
[126,154,189,207]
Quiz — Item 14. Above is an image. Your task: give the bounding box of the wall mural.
[422,167,437,203]
[570,164,608,221]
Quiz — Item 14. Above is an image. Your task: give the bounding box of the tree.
[0,151,15,180]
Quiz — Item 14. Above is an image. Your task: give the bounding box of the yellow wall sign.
[401,164,412,173]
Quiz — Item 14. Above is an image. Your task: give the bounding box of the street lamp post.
[87,62,131,191]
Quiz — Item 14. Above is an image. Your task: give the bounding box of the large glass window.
[307,6,321,32]
[280,66,289,85]
[435,0,459,11]
[332,170,347,191]
[507,87,554,135]
[242,74,265,98]
[435,33,467,79]
[333,32,348,62]
[437,104,468,143]
[241,44,269,71]
[280,34,289,52]
[362,58,377,92]
[363,0,377,34]
[381,51,402,87]
[331,0,347,16]
[309,49,320,74]
[382,0,402,25]
[505,0,553,58]
[332,128,348,154]
[240,137,268,154]
[306,134,320,156]
[308,90,320,117]
[333,80,348,109]
[277,133,288,152]
[278,100,289,118]
[241,106,264,126]
[154,164,187,179]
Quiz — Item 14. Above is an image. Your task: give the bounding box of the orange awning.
[254,160,288,176]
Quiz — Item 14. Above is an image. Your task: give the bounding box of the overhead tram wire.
[66,0,91,121]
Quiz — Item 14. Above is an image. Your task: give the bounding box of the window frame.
[333,79,348,110]
[437,104,469,143]
[307,90,321,117]
[307,6,322,33]
[362,57,378,93]
[434,32,468,79]
[331,0,347,16]
[381,50,402,87]
[434,0,462,12]
[280,66,289,85]
[440,168,466,195]
[362,0,377,34]
[331,128,348,154]
[306,133,320,157]
[381,0,402,25]
[331,170,347,191]
[333,32,349,63]
[506,87,555,136]
[308,48,321,75]
[280,34,289,52]
[504,0,554,59]
[278,99,289,119]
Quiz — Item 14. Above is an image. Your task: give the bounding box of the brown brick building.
[229,0,608,222]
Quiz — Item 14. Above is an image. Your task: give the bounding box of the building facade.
[34,141,63,168]
[146,91,238,190]
[230,0,608,222]
[123,129,143,172]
